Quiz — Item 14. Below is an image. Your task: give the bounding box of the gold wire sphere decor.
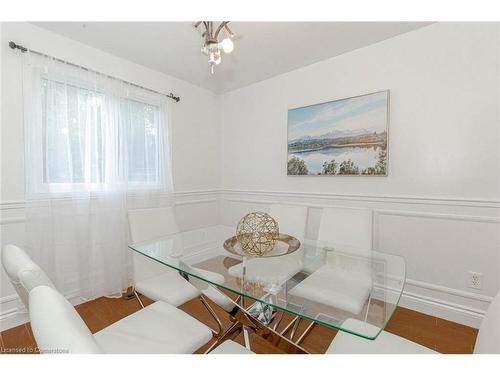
[236,212,280,256]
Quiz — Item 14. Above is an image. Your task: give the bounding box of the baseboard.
[399,291,485,328]
[0,290,84,331]
[0,308,29,331]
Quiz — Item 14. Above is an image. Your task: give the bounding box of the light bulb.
[220,38,234,54]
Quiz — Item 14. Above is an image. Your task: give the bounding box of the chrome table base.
[205,296,309,354]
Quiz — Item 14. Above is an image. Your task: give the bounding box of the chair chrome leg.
[295,320,315,345]
[272,309,284,331]
[243,326,252,351]
[289,316,302,341]
[134,290,145,309]
[204,320,242,353]
[199,295,224,337]
[363,294,372,322]
[280,315,299,337]
[279,316,302,341]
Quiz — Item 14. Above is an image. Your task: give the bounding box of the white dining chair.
[325,318,435,354]
[1,244,56,309]
[29,285,214,354]
[289,206,374,316]
[227,204,308,283]
[210,339,255,354]
[1,244,240,354]
[269,203,308,241]
[326,290,500,354]
[284,207,374,344]
[128,207,199,307]
[128,207,237,337]
[317,206,373,250]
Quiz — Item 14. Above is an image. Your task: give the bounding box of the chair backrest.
[318,207,373,251]
[269,204,308,240]
[474,291,500,354]
[269,204,308,264]
[128,207,180,283]
[29,285,103,354]
[127,207,179,244]
[1,245,56,309]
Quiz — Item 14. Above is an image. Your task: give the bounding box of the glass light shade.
[214,51,221,65]
[220,38,234,54]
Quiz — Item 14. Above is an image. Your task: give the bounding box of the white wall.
[218,23,500,327]
[1,22,499,331]
[0,22,219,330]
[219,23,499,199]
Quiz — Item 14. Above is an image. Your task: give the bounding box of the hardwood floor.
[0,292,478,354]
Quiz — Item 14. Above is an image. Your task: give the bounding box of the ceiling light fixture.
[194,21,235,74]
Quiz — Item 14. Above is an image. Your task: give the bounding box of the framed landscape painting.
[287,90,389,176]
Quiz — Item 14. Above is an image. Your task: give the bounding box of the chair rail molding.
[218,189,500,209]
[2,188,500,212]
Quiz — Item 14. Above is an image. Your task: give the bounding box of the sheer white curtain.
[22,52,174,300]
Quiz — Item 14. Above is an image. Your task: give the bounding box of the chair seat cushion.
[288,264,372,315]
[94,301,213,354]
[210,340,254,354]
[135,272,201,306]
[228,258,303,284]
[202,286,237,313]
[327,319,436,354]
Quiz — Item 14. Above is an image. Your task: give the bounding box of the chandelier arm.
[214,21,229,40]
[201,22,211,43]
[224,24,235,38]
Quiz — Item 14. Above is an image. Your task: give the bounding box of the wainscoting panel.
[218,189,500,328]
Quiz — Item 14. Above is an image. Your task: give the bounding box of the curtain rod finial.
[9,41,28,53]
[168,93,180,102]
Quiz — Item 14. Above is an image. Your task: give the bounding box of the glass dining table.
[129,225,406,353]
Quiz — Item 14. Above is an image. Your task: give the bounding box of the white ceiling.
[33,22,431,94]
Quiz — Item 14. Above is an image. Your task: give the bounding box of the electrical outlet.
[467,271,484,290]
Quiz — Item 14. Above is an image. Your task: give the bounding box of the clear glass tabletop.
[129,225,405,340]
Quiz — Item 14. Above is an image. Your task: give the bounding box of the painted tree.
[339,159,359,175]
[361,149,387,175]
[322,159,338,175]
[375,149,387,175]
[287,156,309,175]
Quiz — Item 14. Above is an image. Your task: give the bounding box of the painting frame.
[287,90,390,177]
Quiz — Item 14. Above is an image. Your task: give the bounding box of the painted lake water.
[289,146,381,174]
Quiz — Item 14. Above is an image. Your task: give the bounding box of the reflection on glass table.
[129,225,405,350]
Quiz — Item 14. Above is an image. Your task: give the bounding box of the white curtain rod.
[9,41,180,103]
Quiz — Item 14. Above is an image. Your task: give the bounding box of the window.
[41,79,161,188]
[123,98,160,184]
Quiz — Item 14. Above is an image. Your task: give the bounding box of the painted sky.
[288,91,388,141]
